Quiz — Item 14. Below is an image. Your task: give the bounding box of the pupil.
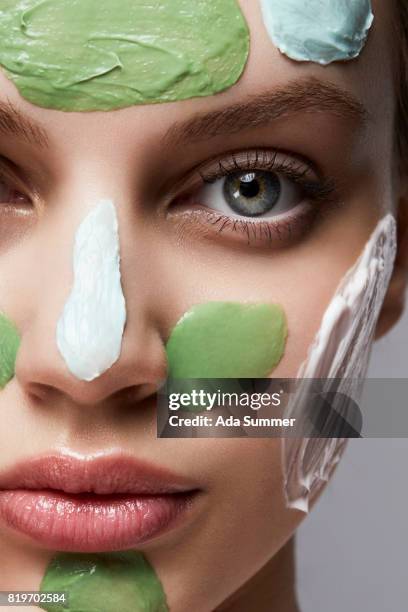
[239,173,260,199]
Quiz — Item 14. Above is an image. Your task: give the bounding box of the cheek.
[161,237,362,380]
[151,439,304,611]
[272,268,349,377]
[284,214,397,511]
[161,211,396,520]
[162,190,384,379]
[166,302,288,379]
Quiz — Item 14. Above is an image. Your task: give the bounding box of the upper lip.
[0,452,197,496]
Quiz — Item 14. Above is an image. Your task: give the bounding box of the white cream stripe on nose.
[56,200,127,382]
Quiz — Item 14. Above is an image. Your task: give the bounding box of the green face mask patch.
[0,0,249,112]
[0,313,20,389]
[40,552,168,612]
[166,302,287,379]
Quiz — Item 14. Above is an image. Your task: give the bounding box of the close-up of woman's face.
[0,1,406,610]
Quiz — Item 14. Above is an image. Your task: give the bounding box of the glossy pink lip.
[0,454,199,552]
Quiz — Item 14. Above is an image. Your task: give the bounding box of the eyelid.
[173,148,336,210]
[173,148,324,200]
[200,149,318,183]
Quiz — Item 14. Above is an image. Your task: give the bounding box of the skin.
[0,1,406,610]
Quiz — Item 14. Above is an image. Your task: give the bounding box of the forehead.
[236,0,394,120]
[0,0,396,137]
[0,0,250,111]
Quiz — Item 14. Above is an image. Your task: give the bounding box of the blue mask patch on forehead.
[260,0,374,65]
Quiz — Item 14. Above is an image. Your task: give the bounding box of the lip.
[0,453,199,552]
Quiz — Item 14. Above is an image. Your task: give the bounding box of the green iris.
[223,171,281,217]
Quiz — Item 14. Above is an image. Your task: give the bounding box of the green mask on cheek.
[166,302,288,379]
[0,0,249,112]
[0,313,20,389]
[40,552,168,612]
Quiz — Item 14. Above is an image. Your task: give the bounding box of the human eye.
[168,149,337,248]
[0,158,33,209]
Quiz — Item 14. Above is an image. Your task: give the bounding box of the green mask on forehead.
[0,0,249,112]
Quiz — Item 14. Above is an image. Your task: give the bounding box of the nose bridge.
[56,199,127,383]
[14,177,168,405]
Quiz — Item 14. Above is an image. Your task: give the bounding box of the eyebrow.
[165,78,370,145]
[0,100,49,148]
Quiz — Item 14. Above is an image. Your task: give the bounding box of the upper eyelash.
[200,149,302,183]
[197,149,336,204]
[200,150,308,181]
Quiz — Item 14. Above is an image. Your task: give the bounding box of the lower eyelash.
[217,215,303,244]
[200,190,344,247]
[195,205,314,247]
[167,194,344,249]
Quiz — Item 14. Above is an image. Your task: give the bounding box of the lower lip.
[0,489,195,552]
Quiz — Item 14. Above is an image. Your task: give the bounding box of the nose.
[56,199,127,383]
[17,325,166,406]
[15,199,168,407]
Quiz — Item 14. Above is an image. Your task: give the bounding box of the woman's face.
[0,0,398,609]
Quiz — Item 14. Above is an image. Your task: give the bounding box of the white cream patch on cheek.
[56,200,127,382]
[260,0,374,65]
[283,214,397,513]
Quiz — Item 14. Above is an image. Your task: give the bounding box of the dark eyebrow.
[0,100,49,148]
[165,78,369,145]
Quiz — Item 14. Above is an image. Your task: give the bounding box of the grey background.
[297,308,408,611]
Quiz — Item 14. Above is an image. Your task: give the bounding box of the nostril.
[25,383,56,403]
[23,374,162,408]
[14,307,168,408]
[111,383,159,404]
